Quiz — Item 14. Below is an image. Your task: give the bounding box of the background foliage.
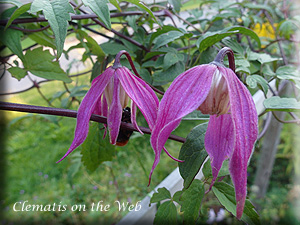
[0,0,300,224]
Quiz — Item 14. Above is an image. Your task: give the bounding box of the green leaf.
[276,65,300,81]
[124,0,157,23]
[264,97,300,112]
[202,159,230,179]
[100,42,133,56]
[197,31,238,52]
[197,26,261,52]
[109,0,121,11]
[154,201,177,225]
[246,75,269,95]
[7,66,27,80]
[222,39,245,55]
[244,3,275,16]
[0,28,24,61]
[150,187,171,204]
[26,24,56,49]
[212,182,261,225]
[183,110,210,120]
[4,3,31,29]
[0,0,21,7]
[81,123,116,172]
[23,47,71,83]
[31,0,74,58]
[179,122,208,189]
[150,26,183,43]
[163,52,179,70]
[180,179,204,223]
[76,30,105,61]
[153,61,185,86]
[82,0,111,29]
[247,51,282,64]
[153,30,184,50]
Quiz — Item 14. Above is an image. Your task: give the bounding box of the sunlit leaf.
[264,97,300,112]
[82,0,111,29]
[31,0,74,58]
[23,47,71,82]
[212,182,261,225]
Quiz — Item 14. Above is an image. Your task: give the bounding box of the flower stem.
[0,101,186,143]
[113,50,165,95]
[213,47,235,72]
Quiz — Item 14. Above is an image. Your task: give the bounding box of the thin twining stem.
[213,47,236,72]
[113,50,165,95]
[0,101,186,143]
[69,1,149,52]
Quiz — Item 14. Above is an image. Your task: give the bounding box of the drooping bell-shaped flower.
[150,47,258,219]
[57,51,160,162]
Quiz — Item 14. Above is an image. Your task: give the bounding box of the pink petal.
[131,101,143,134]
[117,67,159,130]
[107,72,123,145]
[57,67,115,162]
[219,66,258,219]
[205,113,235,190]
[149,65,216,182]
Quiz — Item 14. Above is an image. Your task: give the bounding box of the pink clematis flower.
[150,47,258,219]
[57,51,160,162]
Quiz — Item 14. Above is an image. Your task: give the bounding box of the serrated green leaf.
[31,0,74,58]
[150,187,171,204]
[23,47,71,82]
[246,75,269,94]
[82,0,111,29]
[4,3,31,30]
[0,27,24,61]
[153,30,184,50]
[179,122,208,189]
[0,0,21,7]
[180,179,204,223]
[212,182,261,225]
[276,65,300,81]
[202,159,230,179]
[81,123,116,172]
[109,0,121,11]
[7,66,27,80]
[264,97,300,112]
[154,201,177,225]
[124,0,157,23]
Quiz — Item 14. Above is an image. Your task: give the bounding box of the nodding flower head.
[57,51,159,162]
[150,47,258,219]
